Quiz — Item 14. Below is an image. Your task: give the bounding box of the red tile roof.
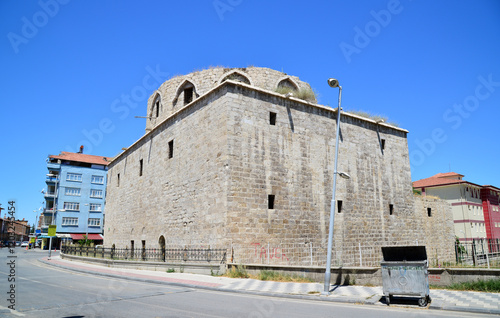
[49,151,111,166]
[413,172,465,188]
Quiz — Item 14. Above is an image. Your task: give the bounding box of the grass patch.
[274,86,317,103]
[226,265,250,278]
[347,110,399,127]
[433,279,500,292]
[257,270,314,283]
[166,268,175,273]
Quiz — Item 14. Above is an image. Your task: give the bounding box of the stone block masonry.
[104,67,455,266]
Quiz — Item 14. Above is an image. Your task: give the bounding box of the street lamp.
[323,78,351,294]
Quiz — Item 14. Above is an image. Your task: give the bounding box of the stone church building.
[104,66,455,266]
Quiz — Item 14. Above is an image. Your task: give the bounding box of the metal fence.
[62,245,227,264]
[455,239,500,267]
[61,239,500,268]
[230,240,429,268]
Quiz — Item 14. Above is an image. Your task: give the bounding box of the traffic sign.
[48,225,57,237]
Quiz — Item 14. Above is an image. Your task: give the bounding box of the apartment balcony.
[43,208,56,214]
[47,162,60,170]
[44,192,56,199]
[46,176,59,183]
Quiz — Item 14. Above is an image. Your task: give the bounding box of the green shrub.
[274,87,317,103]
[445,279,500,292]
[226,265,249,278]
[257,270,314,283]
[348,110,399,127]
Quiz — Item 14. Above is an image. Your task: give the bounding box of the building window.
[91,175,104,184]
[337,200,343,213]
[90,189,103,198]
[139,159,143,176]
[62,217,78,226]
[389,204,394,215]
[270,112,277,125]
[117,173,120,187]
[268,194,275,209]
[66,173,82,182]
[89,203,102,212]
[427,207,432,217]
[65,187,81,196]
[168,140,174,159]
[63,202,80,211]
[88,218,101,227]
[184,87,193,105]
[381,139,386,150]
[154,95,161,118]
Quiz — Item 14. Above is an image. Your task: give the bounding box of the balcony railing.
[44,192,56,198]
[62,245,227,263]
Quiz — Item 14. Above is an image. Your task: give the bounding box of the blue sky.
[1,0,499,226]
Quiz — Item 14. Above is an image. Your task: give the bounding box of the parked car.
[15,241,21,246]
[21,241,29,247]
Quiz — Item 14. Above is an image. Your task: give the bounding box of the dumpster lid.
[381,246,427,262]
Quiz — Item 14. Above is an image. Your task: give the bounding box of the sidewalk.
[39,254,500,315]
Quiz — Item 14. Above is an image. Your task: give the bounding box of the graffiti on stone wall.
[251,243,289,261]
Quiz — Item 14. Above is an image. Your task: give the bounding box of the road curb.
[39,257,500,315]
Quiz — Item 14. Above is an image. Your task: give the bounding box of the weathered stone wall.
[104,68,456,266]
[413,195,456,265]
[105,88,231,249]
[144,66,314,133]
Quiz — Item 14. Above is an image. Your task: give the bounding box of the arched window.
[174,80,198,107]
[220,71,251,85]
[150,94,161,119]
[277,78,299,91]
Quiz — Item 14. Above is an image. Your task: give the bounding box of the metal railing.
[61,245,227,263]
[60,240,500,268]
[455,239,500,267]
[230,240,428,267]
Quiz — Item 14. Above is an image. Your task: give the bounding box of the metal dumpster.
[381,246,430,306]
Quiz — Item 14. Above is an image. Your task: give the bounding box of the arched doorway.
[159,235,166,262]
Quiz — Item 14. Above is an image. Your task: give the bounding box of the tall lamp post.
[323,78,351,294]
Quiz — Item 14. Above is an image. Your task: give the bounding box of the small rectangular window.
[89,203,102,212]
[62,217,78,226]
[88,218,101,227]
[381,139,386,150]
[63,202,80,211]
[168,140,174,159]
[270,112,277,125]
[65,187,81,196]
[139,159,143,176]
[66,173,82,182]
[117,173,120,187]
[91,175,104,184]
[427,207,432,217]
[389,204,394,215]
[337,200,343,213]
[184,87,193,105]
[268,194,275,209]
[90,189,103,198]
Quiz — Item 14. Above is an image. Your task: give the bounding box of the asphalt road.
[0,248,495,318]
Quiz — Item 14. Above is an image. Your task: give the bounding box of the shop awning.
[70,234,103,240]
